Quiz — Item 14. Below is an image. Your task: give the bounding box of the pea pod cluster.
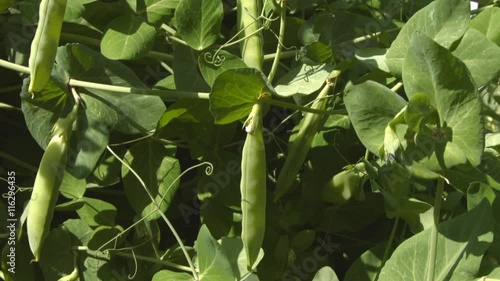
[240,104,266,269]
[28,0,67,94]
[274,84,331,202]
[27,96,79,261]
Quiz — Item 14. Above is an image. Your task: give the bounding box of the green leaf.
[152,271,195,281]
[274,63,335,97]
[355,48,390,73]
[344,81,407,155]
[76,197,117,227]
[88,225,125,251]
[173,42,211,92]
[469,7,500,46]
[175,0,223,50]
[87,151,122,188]
[312,266,340,281]
[344,243,387,281]
[59,171,86,199]
[291,229,316,253]
[486,132,500,148]
[378,200,494,281]
[22,44,165,179]
[39,227,74,281]
[452,28,500,86]
[0,0,14,13]
[402,33,484,169]
[121,140,180,221]
[196,225,235,281]
[404,93,438,133]
[62,219,93,246]
[198,50,247,87]
[219,237,261,280]
[62,219,120,281]
[137,0,178,25]
[320,193,385,233]
[386,0,470,75]
[101,13,156,60]
[382,192,434,233]
[209,68,274,124]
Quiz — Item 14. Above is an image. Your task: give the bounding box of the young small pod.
[241,104,266,269]
[28,0,68,94]
[274,84,331,202]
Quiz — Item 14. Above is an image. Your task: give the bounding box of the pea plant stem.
[263,50,297,61]
[75,246,193,273]
[69,79,209,100]
[427,177,444,281]
[380,217,399,275]
[0,151,38,173]
[339,27,401,47]
[0,59,30,74]
[267,0,287,83]
[264,98,345,115]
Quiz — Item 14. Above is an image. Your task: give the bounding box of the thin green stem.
[267,0,287,83]
[219,26,267,50]
[264,50,297,61]
[0,151,38,173]
[0,85,22,93]
[339,28,401,47]
[60,33,101,47]
[427,177,444,281]
[75,246,192,273]
[106,146,199,279]
[391,81,403,92]
[0,59,30,74]
[161,24,177,36]
[69,79,209,100]
[364,149,370,161]
[0,102,21,111]
[147,51,174,62]
[379,217,399,279]
[263,97,346,115]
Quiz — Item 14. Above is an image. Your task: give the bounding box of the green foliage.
[1,0,500,279]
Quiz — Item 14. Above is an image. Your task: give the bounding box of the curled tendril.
[303,65,316,82]
[201,161,214,175]
[128,249,138,279]
[203,51,226,67]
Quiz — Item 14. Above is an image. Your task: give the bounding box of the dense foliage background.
[1,0,500,280]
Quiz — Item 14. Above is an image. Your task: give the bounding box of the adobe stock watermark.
[3,171,17,274]
[281,235,340,281]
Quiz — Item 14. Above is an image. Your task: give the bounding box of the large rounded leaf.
[175,0,223,50]
[344,81,407,156]
[385,0,470,75]
[209,68,274,124]
[402,33,484,169]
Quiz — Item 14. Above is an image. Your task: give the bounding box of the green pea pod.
[321,162,366,205]
[27,97,79,261]
[28,0,67,94]
[274,84,331,202]
[241,104,266,269]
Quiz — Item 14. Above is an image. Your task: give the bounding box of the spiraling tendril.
[204,51,226,66]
